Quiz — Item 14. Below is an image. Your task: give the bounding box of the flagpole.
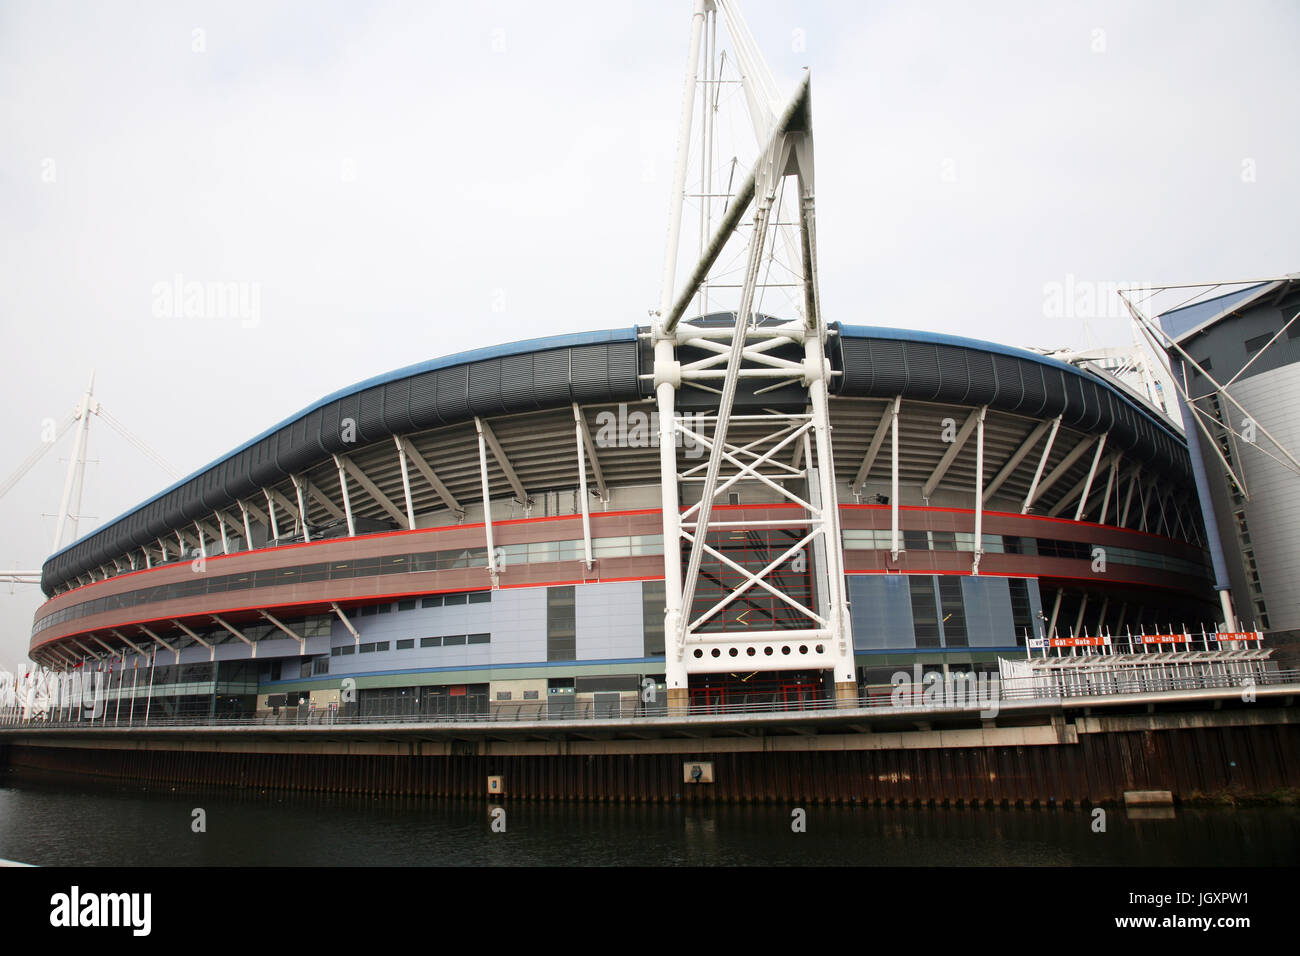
[115,654,125,726]
[144,646,156,725]
[129,656,140,725]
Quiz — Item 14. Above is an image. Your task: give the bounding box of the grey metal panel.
[570,344,612,398]
[848,574,915,650]
[961,576,1015,647]
[606,341,640,392]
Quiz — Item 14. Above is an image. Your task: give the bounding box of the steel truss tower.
[653,0,856,708]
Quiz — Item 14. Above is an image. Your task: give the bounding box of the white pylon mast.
[653,0,856,707]
[52,371,98,554]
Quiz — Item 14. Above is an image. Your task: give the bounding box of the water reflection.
[0,768,1295,866]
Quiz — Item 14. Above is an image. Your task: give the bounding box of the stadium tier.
[28,318,1218,718]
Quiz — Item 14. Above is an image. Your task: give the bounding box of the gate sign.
[1217,631,1264,642]
[1050,636,1110,647]
[1141,634,1189,644]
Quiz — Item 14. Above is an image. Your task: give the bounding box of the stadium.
[26,315,1220,720]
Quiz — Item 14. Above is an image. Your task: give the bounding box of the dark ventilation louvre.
[869,340,907,393]
[357,387,386,442]
[335,393,362,448]
[200,464,225,510]
[1059,372,1087,428]
[407,371,440,427]
[146,505,171,539]
[436,366,470,421]
[968,351,1002,406]
[836,339,872,392]
[904,343,942,399]
[318,402,344,453]
[1039,368,1068,421]
[303,408,328,458]
[1074,381,1101,433]
[224,454,257,504]
[468,360,504,414]
[930,345,970,403]
[162,488,188,527]
[247,436,282,487]
[605,342,640,393]
[383,380,414,434]
[570,344,611,398]
[532,349,571,404]
[1019,363,1047,416]
[499,354,537,411]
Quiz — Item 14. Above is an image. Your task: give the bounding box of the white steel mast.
[653,0,856,710]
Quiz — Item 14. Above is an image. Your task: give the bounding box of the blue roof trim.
[836,324,1185,445]
[50,326,639,562]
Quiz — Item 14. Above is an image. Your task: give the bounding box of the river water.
[1,768,1296,866]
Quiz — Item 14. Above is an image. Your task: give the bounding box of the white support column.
[972,406,986,573]
[890,396,901,559]
[400,438,465,521]
[574,405,594,570]
[983,419,1051,503]
[332,455,356,536]
[1073,432,1108,522]
[1120,466,1141,527]
[215,512,231,554]
[393,435,417,531]
[263,488,280,541]
[1096,455,1120,526]
[339,455,407,528]
[474,418,499,584]
[1025,434,1096,514]
[143,548,152,569]
[238,501,255,552]
[194,522,207,559]
[1021,416,1062,514]
[291,475,311,543]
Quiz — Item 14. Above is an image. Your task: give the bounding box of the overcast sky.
[1,0,1297,672]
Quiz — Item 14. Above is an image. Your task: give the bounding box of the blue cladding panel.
[960,576,1016,647]
[848,575,915,650]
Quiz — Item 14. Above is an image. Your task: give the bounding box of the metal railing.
[3,667,1296,731]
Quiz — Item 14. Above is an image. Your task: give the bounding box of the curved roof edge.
[47,326,639,565]
[835,324,1188,448]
